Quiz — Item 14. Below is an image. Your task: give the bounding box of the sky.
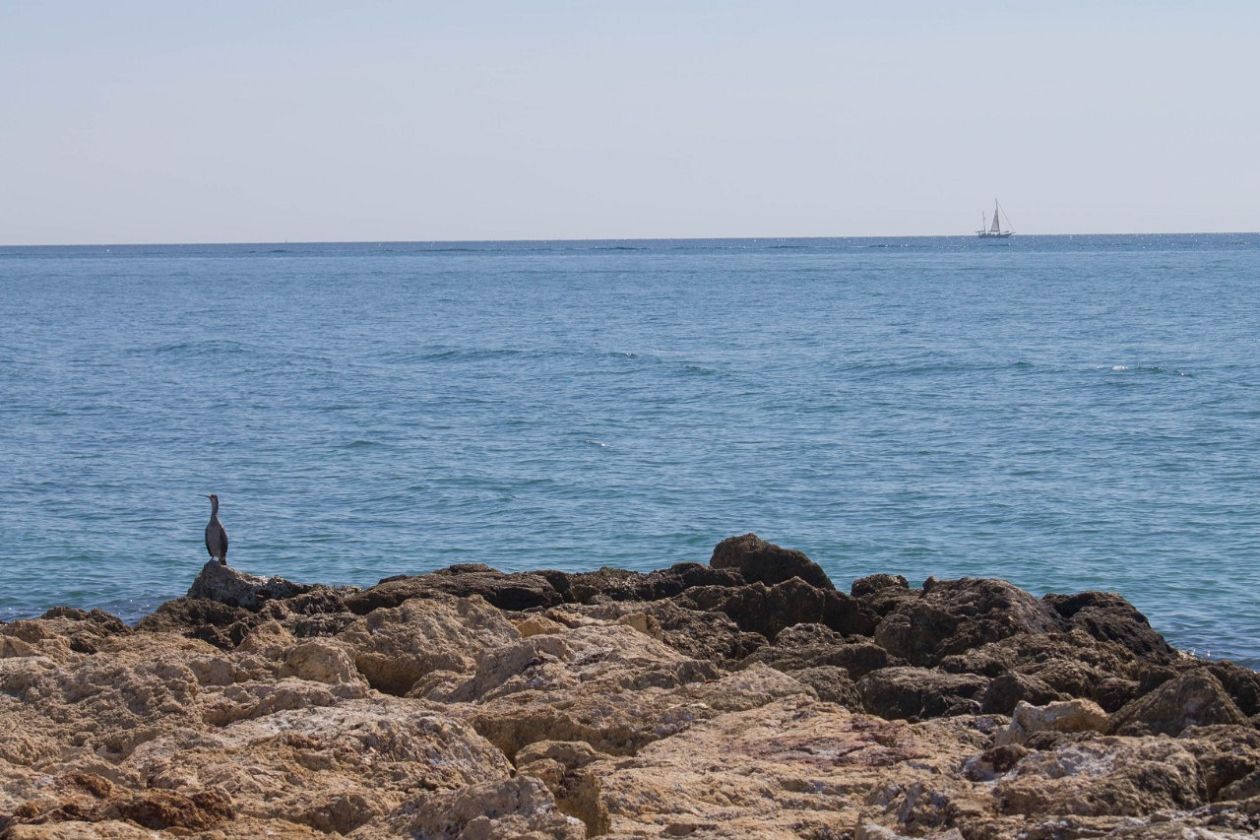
[1,1,1257,243]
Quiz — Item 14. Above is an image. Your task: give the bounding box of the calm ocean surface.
[1,235,1257,664]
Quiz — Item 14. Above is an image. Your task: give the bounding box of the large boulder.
[857,666,989,720]
[850,574,919,617]
[335,595,519,696]
[874,578,1064,666]
[343,564,562,614]
[678,578,876,639]
[995,699,1110,746]
[993,736,1208,817]
[739,623,897,678]
[709,533,834,589]
[981,672,1069,715]
[1111,669,1250,736]
[1043,591,1175,659]
[185,561,313,611]
[539,563,744,603]
[560,598,766,664]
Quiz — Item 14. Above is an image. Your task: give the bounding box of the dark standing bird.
[205,494,229,565]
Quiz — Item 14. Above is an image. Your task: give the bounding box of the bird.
[205,494,229,566]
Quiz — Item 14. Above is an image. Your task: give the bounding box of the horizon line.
[2,231,1259,249]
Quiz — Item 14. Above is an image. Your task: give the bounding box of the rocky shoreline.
[2,534,1259,839]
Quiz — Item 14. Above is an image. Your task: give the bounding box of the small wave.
[129,339,249,357]
[1096,364,1188,377]
[417,347,531,363]
[339,439,394,450]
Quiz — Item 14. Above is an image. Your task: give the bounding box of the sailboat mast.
[991,200,1001,234]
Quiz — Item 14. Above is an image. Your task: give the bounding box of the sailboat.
[976,199,1014,238]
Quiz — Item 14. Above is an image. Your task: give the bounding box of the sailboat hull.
[976,231,1013,238]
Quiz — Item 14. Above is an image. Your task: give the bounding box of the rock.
[679,578,876,640]
[962,743,1030,781]
[516,740,614,833]
[1111,668,1250,736]
[785,665,862,706]
[709,532,835,589]
[858,666,989,721]
[576,599,767,664]
[1203,660,1260,717]
[1044,591,1175,659]
[515,614,566,637]
[740,623,897,678]
[516,739,609,771]
[128,699,512,834]
[336,594,518,695]
[4,553,1259,838]
[995,699,1110,746]
[134,597,257,650]
[994,736,1208,817]
[981,672,1069,715]
[186,561,314,610]
[279,639,362,685]
[1177,724,1260,800]
[464,624,730,757]
[851,573,910,597]
[874,578,1064,666]
[382,775,585,839]
[936,629,1147,712]
[540,562,745,603]
[594,695,982,838]
[344,564,562,614]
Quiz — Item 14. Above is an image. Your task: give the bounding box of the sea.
[1,235,1257,665]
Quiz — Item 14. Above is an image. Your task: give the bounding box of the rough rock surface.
[2,533,1257,839]
[185,561,315,610]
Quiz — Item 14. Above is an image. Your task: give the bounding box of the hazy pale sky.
[2,1,1256,243]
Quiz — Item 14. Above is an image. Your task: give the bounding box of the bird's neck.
[210,503,219,516]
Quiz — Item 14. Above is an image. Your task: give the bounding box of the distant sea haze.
[1,234,1258,665]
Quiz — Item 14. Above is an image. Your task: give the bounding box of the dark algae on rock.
[2,535,1258,838]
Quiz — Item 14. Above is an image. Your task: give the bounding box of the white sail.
[976,200,1014,238]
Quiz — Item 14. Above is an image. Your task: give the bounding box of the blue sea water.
[1,235,1258,664]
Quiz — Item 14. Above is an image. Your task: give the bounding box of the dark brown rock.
[936,630,1148,712]
[572,599,767,663]
[857,666,989,720]
[135,597,258,650]
[1044,591,1175,659]
[540,563,745,604]
[1202,661,1260,717]
[1178,725,1260,800]
[850,574,909,599]
[1112,669,1250,736]
[24,607,132,654]
[874,578,1064,667]
[786,665,861,707]
[981,672,1070,715]
[678,578,876,640]
[740,623,897,678]
[709,533,834,589]
[344,564,563,614]
[186,561,314,611]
